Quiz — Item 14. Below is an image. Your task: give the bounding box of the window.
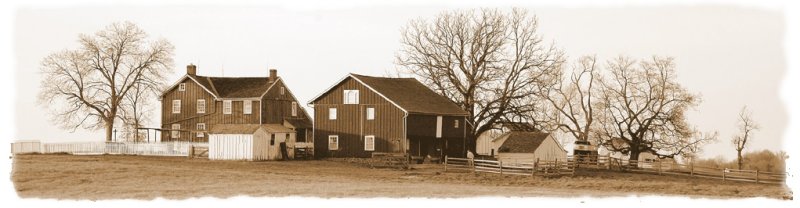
[343,90,359,104]
[196,123,205,138]
[178,83,186,91]
[329,108,337,120]
[454,119,459,128]
[286,133,291,142]
[366,107,375,120]
[328,135,339,150]
[364,135,375,151]
[172,100,181,114]
[223,100,232,114]
[197,99,206,114]
[171,124,180,139]
[435,116,443,138]
[243,100,252,115]
[270,134,275,146]
[291,102,298,117]
[280,87,285,95]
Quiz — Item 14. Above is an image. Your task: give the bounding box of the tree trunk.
[105,120,114,142]
[737,150,743,170]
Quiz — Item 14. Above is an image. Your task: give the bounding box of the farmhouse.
[491,131,568,164]
[308,74,469,159]
[160,64,313,160]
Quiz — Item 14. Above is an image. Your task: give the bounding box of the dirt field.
[10,154,792,200]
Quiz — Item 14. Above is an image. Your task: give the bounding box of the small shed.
[208,124,296,161]
[493,131,567,164]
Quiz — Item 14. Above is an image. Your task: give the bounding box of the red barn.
[308,74,469,159]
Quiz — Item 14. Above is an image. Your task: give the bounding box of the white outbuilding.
[208,124,296,161]
[492,131,568,164]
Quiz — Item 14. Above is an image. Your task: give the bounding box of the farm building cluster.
[152,64,609,163]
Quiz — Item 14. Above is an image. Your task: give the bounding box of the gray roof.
[497,131,552,153]
[209,124,295,134]
[350,74,468,116]
[189,74,276,98]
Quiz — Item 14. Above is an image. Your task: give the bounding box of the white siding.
[497,134,567,164]
[209,134,254,160]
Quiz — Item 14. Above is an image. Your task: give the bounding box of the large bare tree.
[732,106,759,170]
[38,21,174,142]
[542,56,598,144]
[396,8,565,152]
[594,56,711,161]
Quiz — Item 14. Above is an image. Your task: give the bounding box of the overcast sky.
[9,3,790,160]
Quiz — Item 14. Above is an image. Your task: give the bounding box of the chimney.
[269,69,277,83]
[187,64,197,75]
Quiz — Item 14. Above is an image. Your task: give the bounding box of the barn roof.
[497,131,552,153]
[309,74,468,116]
[188,75,276,98]
[209,124,296,134]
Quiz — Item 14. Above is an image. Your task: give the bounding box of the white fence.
[11,140,41,154]
[444,156,575,176]
[12,141,208,157]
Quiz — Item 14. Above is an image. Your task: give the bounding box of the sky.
[7,3,791,162]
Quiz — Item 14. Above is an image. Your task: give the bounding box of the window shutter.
[223,100,232,114]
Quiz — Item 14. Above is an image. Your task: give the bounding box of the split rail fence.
[11,141,208,157]
[444,156,574,176]
[569,155,786,184]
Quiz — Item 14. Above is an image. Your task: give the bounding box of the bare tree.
[38,21,174,142]
[119,82,158,142]
[542,56,598,144]
[594,56,711,161]
[396,8,564,152]
[732,106,759,170]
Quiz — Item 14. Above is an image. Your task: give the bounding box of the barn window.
[243,100,252,115]
[197,99,206,114]
[270,134,275,146]
[291,102,298,117]
[454,120,459,128]
[223,100,232,114]
[171,124,180,139]
[178,83,186,91]
[366,107,375,120]
[281,87,285,95]
[364,135,375,151]
[343,90,359,104]
[196,123,205,138]
[328,135,339,150]
[172,100,181,114]
[329,108,337,120]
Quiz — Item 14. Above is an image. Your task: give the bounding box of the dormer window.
[343,90,359,104]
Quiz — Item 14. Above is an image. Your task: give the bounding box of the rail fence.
[444,156,574,176]
[12,141,208,157]
[569,155,787,184]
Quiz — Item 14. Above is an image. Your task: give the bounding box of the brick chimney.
[268,69,277,83]
[187,64,197,75]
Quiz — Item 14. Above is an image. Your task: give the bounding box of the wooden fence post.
[755,170,759,183]
[722,168,726,181]
[534,158,539,176]
[444,156,448,172]
[471,158,476,173]
[499,161,503,175]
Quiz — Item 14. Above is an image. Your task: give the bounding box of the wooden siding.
[312,77,405,158]
[261,79,310,124]
[161,78,262,142]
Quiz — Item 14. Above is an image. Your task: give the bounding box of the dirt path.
[10,154,791,200]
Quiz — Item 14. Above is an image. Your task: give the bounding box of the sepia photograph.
[2,0,798,207]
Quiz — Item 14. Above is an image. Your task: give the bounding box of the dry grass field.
[10,154,792,200]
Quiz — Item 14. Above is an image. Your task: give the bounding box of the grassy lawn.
[10,154,792,200]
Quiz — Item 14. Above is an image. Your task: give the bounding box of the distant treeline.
[694,150,787,172]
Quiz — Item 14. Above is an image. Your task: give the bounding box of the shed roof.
[209,124,295,134]
[284,118,313,129]
[497,131,552,153]
[209,124,263,134]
